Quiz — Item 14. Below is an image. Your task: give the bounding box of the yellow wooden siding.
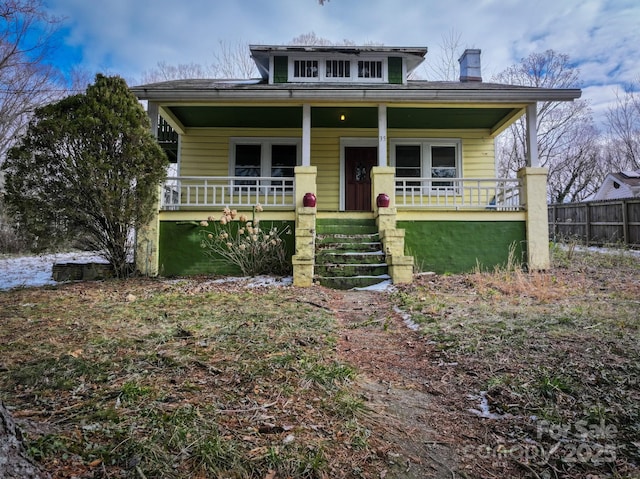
[179,128,302,177]
[176,127,496,210]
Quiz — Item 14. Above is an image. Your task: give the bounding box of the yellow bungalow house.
[131,44,581,288]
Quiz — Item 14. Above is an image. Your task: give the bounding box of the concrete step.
[315,263,388,277]
[316,232,380,244]
[315,274,391,290]
[316,241,382,252]
[314,218,388,289]
[316,250,385,265]
[316,224,378,235]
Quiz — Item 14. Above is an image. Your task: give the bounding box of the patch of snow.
[556,243,640,258]
[178,275,293,289]
[0,251,107,291]
[393,306,421,331]
[581,245,640,258]
[246,275,293,288]
[352,279,394,292]
[467,391,513,420]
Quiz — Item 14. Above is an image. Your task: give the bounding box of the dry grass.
[1,245,639,479]
[0,280,378,478]
[392,245,640,478]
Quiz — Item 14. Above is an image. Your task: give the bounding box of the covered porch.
[136,99,550,286]
[140,164,545,287]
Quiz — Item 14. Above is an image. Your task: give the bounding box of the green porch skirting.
[398,220,527,274]
[158,220,295,277]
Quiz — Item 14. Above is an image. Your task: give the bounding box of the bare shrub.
[199,205,292,276]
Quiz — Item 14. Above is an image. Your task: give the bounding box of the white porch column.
[526,103,539,167]
[378,104,387,167]
[302,104,311,167]
[136,101,161,277]
[148,102,159,138]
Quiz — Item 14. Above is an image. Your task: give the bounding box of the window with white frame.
[289,57,386,82]
[293,60,318,78]
[231,139,300,190]
[326,60,351,78]
[358,60,383,79]
[391,140,461,190]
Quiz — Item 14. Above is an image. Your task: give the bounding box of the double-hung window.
[326,60,351,79]
[293,60,318,79]
[391,139,461,191]
[358,60,383,79]
[394,145,421,188]
[231,139,300,192]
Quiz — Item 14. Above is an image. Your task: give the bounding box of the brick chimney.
[458,49,482,82]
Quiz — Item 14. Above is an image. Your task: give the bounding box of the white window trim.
[229,138,301,191]
[288,55,388,83]
[390,138,462,193]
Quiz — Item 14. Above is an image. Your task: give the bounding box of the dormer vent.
[458,49,482,82]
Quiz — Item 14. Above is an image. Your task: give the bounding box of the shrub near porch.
[157,220,295,277]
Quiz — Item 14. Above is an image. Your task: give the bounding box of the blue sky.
[43,0,639,127]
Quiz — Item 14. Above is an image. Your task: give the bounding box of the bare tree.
[141,61,217,83]
[290,31,335,46]
[141,41,258,83]
[547,122,603,202]
[494,50,600,202]
[211,40,258,79]
[605,83,640,171]
[425,29,464,81]
[140,34,373,84]
[0,0,62,166]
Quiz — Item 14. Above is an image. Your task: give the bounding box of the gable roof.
[593,171,640,200]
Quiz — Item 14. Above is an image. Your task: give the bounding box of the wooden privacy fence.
[548,198,640,248]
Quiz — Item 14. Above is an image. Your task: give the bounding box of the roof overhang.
[132,81,581,104]
[131,81,581,134]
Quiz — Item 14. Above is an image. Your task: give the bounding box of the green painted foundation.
[158,218,524,278]
[398,220,527,274]
[158,220,295,277]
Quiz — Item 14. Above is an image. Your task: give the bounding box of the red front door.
[345,147,377,211]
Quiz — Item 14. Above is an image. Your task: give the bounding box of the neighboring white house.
[593,170,640,200]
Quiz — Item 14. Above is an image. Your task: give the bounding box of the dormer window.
[326,60,351,79]
[253,45,426,85]
[294,60,318,78]
[358,60,383,79]
[289,56,387,83]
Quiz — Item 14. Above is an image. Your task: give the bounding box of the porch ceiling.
[165,105,521,131]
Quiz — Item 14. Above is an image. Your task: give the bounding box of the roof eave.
[131,87,582,104]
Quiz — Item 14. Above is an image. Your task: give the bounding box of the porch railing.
[395,178,523,210]
[161,176,295,209]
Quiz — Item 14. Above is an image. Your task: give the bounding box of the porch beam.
[526,103,539,167]
[490,107,525,137]
[302,103,311,166]
[158,106,186,135]
[378,104,387,167]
